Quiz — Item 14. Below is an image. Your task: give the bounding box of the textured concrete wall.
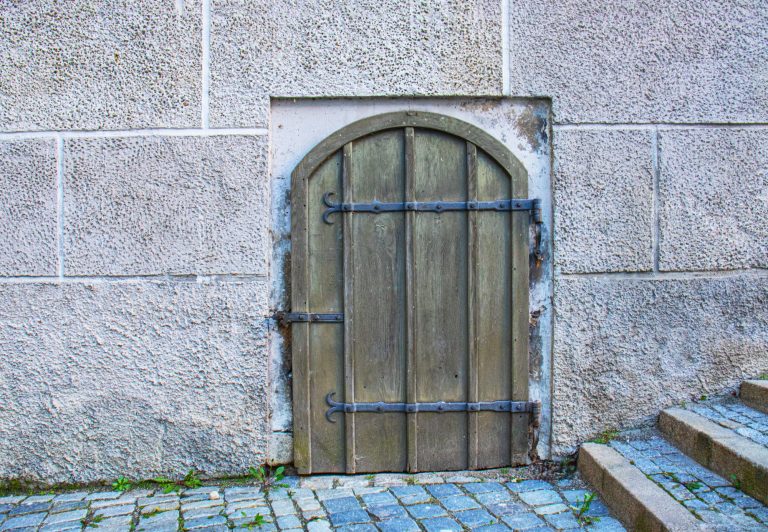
[553,129,654,273]
[0,281,270,483]
[0,1,202,131]
[538,0,768,452]
[509,0,768,123]
[659,129,768,271]
[210,0,503,127]
[63,136,269,276]
[0,0,766,481]
[553,275,768,454]
[0,139,57,275]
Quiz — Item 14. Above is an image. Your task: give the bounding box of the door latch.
[273,312,344,327]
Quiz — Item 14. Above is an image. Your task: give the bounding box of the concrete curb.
[741,380,768,414]
[578,443,710,531]
[659,408,768,505]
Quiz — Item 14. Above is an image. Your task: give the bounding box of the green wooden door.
[290,112,538,474]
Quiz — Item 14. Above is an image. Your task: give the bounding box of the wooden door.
[290,112,539,474]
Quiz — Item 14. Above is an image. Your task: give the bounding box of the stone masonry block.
[0,280,270,484]
[554,129,653,273]
[64,135,269,276]
[0,1,201,131]
[0,139,57,275]
[553,275,768,454]
[509,1,768,123]
[659,129,768,271]
[209,0,503,127]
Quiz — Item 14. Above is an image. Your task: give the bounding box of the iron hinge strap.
[273,312,344,327]
[322,192,542,224]
[325,392,541,423]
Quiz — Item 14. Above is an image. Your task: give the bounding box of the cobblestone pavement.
[0,470,625,531]
[609,429,768,530]
[685,396,768,447]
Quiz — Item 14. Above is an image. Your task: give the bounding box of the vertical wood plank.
[404,127,417,472]
[290,162,311,473]
[307,153,345,473]
[475,151,513,468]
[342,142,356,474]
[466,142,479,470]
[511,159,530,465]
[349,130,407,472]
[413,129,469,472]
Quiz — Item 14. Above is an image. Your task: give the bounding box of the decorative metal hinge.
[273,312,344,327]
[325,392,541,423]
[322,192,542,224]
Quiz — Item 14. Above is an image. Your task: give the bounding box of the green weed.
[81,513,104,528]
[241,511,265,529]
[249,465,288,495]
[151,469,200,493]
[590,429,619,445]
[151,477,180,494]
[183,469,202,489]
[111,476,132,492]
[571,492,601,526]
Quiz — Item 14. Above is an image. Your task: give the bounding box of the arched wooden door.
[288,112,540,474]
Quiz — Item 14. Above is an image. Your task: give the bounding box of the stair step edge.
[741,380,768,414]
[579,442,711,531]
[659,407,768,506]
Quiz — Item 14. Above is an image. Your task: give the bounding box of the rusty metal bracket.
[322,192,542,224]
[273,312,344,327]
[325,392,540,423]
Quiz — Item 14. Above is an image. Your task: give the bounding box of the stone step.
[683,395,768,448]
[741,380,768,414]
[659,407,768,506]
[597,428,768,529]
[579,442,709,531]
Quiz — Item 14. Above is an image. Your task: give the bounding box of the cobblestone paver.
[685,396,768,447]
[0,470,625,531]
[609,429,768,530]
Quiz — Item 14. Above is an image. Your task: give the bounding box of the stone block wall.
[517,1,768,454]
[0,0,765,482]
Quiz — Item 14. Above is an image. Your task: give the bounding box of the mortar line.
[501,0,510,96]
[554,122,768,130]
[559,269,768,281]
[651,127,660,273]
[201,0,211,128]
[0,128,268,140]
[0,274,269,284]
[55,135,65,280]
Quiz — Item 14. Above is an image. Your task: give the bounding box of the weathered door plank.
[404,127,419,473]
[475,149,514,468]
[412,129,469,472]
[342,143,357,474]
[346,132,408,473]
[291,149,311,473]
[510,156,530,465]
[307,153,345,473]
[467,142,480,470]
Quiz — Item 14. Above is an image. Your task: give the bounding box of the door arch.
[289,111,539,474]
